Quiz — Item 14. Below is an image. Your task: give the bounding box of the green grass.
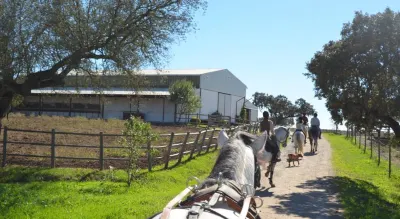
[325,133,400,219]
[0,151,219,219]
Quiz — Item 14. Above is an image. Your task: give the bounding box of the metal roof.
[31,87,170,96]
[244,100,258,110]
[67,68,225,76]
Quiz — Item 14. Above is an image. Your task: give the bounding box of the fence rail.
[0,122,259,171]
[323,128,400,178]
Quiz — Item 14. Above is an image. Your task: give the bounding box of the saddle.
[264,135,278,153]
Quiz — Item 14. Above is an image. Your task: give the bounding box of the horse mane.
[200,131,255,189]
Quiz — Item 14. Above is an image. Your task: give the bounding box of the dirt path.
[256,137,343,219]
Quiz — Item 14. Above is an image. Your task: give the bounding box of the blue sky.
[165,0,400,129]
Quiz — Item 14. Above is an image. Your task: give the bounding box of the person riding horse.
[310,113,322,139]
[301,113,309,126]
[259,111,281,162]
[291,116,306,142]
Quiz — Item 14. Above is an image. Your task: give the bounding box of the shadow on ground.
[257,176,400,219]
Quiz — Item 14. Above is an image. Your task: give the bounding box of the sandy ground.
[256,137,344,219]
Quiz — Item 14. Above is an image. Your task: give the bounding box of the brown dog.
[287,153,302,167]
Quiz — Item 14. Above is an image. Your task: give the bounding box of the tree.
[252,92,316,126]
[169,79,201,123]
[120,116,158,187]
[294,98,315,116]
[0,0,206,124]
[305,8,400,138]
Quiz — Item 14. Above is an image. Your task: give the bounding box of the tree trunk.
[382,116,400,139]
[0,91,14,135]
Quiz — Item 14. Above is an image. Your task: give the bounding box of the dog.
[287,153,302,167]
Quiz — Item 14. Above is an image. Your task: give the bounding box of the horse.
[274,126,290,147]
[293,129,305,156]
[301,124,308,144]
[309,125,319,154]
[148,131,266,219]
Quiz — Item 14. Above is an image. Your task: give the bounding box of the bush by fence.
[323,128,400,178]
[0,123,260,171]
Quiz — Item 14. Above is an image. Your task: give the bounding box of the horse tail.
[294,131,303,146]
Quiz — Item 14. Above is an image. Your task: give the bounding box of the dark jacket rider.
[260,111,281,162]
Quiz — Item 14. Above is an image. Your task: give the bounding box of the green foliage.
[304,7,400,134]
[120,116,158,187]
[169,80,201,123]
[11,94,24,107]
[0,151,219,218]
[252,92,315,126]
[326,134,400,218]
[190,117,201,126]
[239,106,247,123]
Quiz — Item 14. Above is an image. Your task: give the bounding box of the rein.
[157,174,262,219]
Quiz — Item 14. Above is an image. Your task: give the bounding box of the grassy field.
[325,133,400,219]
[0,150,219,219]
[0,113,217,168]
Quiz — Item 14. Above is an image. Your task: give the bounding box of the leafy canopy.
[304,7,400,134]
[169,79,201,122]
[252,92,315,126]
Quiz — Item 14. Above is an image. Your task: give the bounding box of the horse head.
[149,130,265,219]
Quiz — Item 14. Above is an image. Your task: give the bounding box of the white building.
[15,69,258,123]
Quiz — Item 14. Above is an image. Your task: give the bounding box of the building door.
[217,92,231,117]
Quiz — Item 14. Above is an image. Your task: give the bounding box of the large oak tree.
[252,92,315,126]
[305,8,400,138]
[0,0,206,125]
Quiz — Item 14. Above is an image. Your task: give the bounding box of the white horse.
[149,131,265,219]
[274,126,291,147]
[293,129,305,156]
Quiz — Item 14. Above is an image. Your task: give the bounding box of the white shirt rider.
[310,117,320,127]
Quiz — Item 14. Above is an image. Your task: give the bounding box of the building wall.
[103,97,174,122]
[17,95,175,123]
[200,69,246,97]
[198,89,218,120]
[249,109,259,122]
[230,95,245,123]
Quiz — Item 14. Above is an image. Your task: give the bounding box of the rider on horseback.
[291,116,306,142]
[310,113,322,139]
[301,113,309,126]
[260,111,281,162]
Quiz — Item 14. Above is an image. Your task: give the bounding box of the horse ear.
[236,131,267,152]
[217,129,229,148]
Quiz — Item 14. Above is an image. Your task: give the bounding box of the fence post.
[147,139,152,171]
[378,138,381,166]
[389,142,392,178]
[198,130,208,156]
[363,130,367,153]
[370,131,373,159]
[2,126,7,167]
[206,129,215,153]
[51,129,56,168]
[189,131,201,160]
[177,132,190,164]
[164,132,175,169]
[359,130,361,149]
[99,132,104,170]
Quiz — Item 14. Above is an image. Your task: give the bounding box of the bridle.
[153,174,263,219]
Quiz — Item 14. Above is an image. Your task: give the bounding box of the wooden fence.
[323,128,400,178]
[0,123,260,171]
